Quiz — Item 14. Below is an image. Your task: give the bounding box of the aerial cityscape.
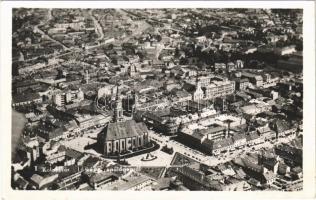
[11,8,303,191]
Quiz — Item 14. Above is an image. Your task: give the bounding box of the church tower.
[113,84,124,122]
[128,64,137,77]
[132,90,139,114]
[193,71,204,102]
[85,70,89,84]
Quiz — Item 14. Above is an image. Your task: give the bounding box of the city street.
[148,130,298,167]
[88,10,105,41]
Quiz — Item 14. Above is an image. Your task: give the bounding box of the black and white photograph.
[1,0,315,199]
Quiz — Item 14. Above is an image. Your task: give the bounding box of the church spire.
[195,69,201,88]
[195,69,199,85]
[116,83,120,100]
[113,83,124,123]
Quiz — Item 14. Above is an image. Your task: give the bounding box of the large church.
[98,85,150,157]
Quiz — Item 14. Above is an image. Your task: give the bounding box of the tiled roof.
[257,126,272,135]
[30,174,43,185]
[248,178,261,186]
[235,168,247,179]
[273,119,291,133]
[48,127,64,140]
[232,134,246,142]
[182,82,196,93]
[103,173,152,190]
[263,171,276,181]
[277,163,288,175]
[14,79,38,88]
[175,90,191,98]
[152,177,172,191]
[246,132,260,141]
[103,120,148,141]
[89,171,117,184]
[83,157,100,169]
[212,138,234,150]
[58,145,67,152]
[202,138,213,148]
[13,149,29,163]
[191,131,205,141]
[15,176,29,188]
[57,165,83,180]
[290,136,303,149]
[242,158,263,173]
[200,126,226,134]
[292,166,302,174]
[12,92,41,104]
[65,148,83,159]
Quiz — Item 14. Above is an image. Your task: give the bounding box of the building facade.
[99,120,150,156]
[53,88,84,106]
[204,80,235,99]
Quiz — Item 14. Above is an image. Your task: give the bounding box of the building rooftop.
[102,120,148,141]
[89,171,118,185]
[12,92,41,104]
[103,173,152,190]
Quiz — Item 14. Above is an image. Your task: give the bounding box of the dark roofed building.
[152,177,173,191]
[88,171,119,189]
[275,144,302,166]
[209,137,234,155]
[270,119,294,138]
[246,132,264,145]
[13,79,42,94]
[13,174,30,189]
[98,120,150,156]
[65,148,83,160]
[12,92,42,107]
[37,118,65,141]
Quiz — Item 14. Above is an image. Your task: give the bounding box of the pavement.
[59,126,297,168]
[61,136,95,151]
[88,10,105,41]
[125,149,174,167]
[60,127,104,156]
[148,130,206,163]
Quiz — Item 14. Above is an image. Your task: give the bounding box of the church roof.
[103,120,148,141]
[182,82,196,93]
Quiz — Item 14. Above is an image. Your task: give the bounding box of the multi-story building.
[241,72,263,87]
[235,60,244,69]
[234,78,250,91]
[178,126,227,148]
[13,80,42,94]
[274,45,296,56]
[192,76,213,88]
[12,93,43,108]
[54,22,85,31]
[204,80,235,99]
[53,88,84,107]
[185,76,235,101]
[128,64,138,77]
[135,109,180,135]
